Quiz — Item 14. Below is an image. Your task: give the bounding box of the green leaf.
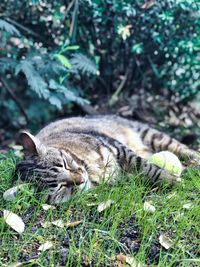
[49,79,88,105]
[71,53,99,75]
[64,45,80,51]
[0,19,20,36]
[15,60,49,99]
[54,54,72,69]
[132,43,143,54]
[48,96,62,110]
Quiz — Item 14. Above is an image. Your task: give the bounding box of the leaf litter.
[143,201,156,214]
[41,219,82,228]
[97,199,114,212]
[159,234,174,249]
[42,204,56,210]
[38,241,53,251]
[116,254,142,267]
[3,210,25,234]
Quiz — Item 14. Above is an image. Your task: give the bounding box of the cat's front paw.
[159,170,182,184]
[186,157,200,169]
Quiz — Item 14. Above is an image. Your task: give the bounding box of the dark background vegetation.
[0,0,200,142]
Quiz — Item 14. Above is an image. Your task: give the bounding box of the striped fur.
[15,115,199,203]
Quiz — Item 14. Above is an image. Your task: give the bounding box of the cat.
[15,115,199,204]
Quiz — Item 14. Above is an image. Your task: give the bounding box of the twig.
[76,102,99,115]
[109,69,129,106]
[6,18,42,39]
[1,78,29,123]
[5,18,54,46]
[66,0,76,13]
[69,0,79,43]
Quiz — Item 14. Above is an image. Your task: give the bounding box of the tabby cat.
[16,115,199,203]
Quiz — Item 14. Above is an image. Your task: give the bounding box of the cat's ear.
[19,131,46,156]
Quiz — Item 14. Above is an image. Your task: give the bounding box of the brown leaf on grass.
[116,254,142,267]
[97,200,114,212]
[82,255,91,266]
[117,262,125,267]
[159,234,174,249]
[66,220,82,228]
[41,219,82,228]
[116,254,127,262]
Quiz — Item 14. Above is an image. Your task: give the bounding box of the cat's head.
[15,131,89,203]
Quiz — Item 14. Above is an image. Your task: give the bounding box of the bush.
[0,0,199,134]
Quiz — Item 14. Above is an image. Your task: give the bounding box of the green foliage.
[0,6,98,131]
[0,0,199,133]
[15,59,49,99]
[70,53,99,75]
[79,0,199,99]
[0,19,20,36]
[54,54,72,69]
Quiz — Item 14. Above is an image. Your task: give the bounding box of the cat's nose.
[80,177,85,184]
[74,175,85,185]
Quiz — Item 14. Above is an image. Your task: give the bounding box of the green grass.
[0,153,200,267]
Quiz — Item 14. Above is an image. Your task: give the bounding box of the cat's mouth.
[49,174,90,204]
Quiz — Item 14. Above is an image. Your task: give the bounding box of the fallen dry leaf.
[3,184,30,201]
[97,200,114,212]
[159,234,174,249]
[7,263,23,267]
[183,203,193,209]
[38,241,53,251]
[116,254,142,267]
[66,220,82,228]
[41,219,82,229]
[166,192,177,199]
[14,150,24,158]
[175,212,184,220]
[9,144,23,151]
[126,256,142,267]
[42,204,55,211]
[143,201,156,214]
[52,219,65,228]
[3,210,25,234]
[116,254,127,262]
[150,186,159,192]
[41,221,52,228]
[9,144,24,158]
[7,259,37,267]
[86,202,98,207]
[82,255,91,266]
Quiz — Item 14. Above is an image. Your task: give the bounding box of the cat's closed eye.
[77,167,84,173]
[55,163,63,168]
[50,167,60,172]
